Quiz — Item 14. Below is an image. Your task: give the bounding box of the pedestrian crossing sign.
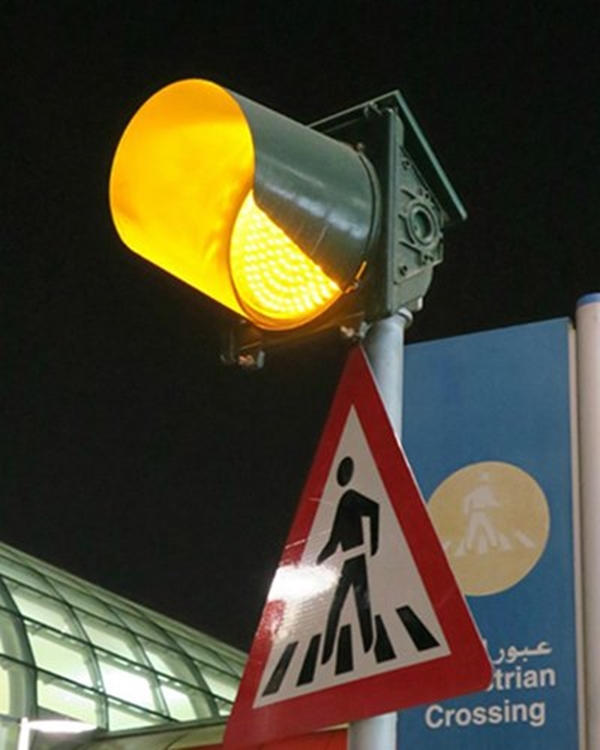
[224,345,491,748]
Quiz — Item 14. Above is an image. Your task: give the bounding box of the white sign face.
[254,406,450,707]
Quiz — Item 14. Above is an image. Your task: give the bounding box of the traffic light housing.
[109,80,465,365]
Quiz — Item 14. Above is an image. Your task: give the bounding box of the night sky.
[4,2,600,651]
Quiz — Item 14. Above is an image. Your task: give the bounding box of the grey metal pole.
[363,312,412,428]
[348,309,412,750]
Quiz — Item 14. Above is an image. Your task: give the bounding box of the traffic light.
[109,79,465,365]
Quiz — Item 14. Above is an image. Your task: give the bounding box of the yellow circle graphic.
[428,462,550,596]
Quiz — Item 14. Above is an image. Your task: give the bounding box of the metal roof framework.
[0,543,245,749]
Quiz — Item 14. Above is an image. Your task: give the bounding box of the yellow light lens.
[230,192,342,329]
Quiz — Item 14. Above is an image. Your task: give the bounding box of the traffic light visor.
[109,80,378,330]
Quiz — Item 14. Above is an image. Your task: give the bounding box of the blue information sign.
[401,319,582,748]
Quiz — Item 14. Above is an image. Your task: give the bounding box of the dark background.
[4,1,599,651]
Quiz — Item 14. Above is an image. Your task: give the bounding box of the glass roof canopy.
[0,542,245,747]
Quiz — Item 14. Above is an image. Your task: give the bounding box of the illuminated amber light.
[230,192,341,329]
[109,79,364,331]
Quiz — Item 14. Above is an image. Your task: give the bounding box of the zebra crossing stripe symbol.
[224,346,492,750]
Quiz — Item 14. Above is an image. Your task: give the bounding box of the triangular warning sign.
[225,346,491,748]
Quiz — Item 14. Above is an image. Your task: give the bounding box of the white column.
[576,293,600,750]
[17,719,30,750]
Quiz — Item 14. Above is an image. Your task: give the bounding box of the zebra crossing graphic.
[261,606,441,697]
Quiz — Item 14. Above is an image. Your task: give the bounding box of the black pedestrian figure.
[260,454,441,696]
[317,456,379,665]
